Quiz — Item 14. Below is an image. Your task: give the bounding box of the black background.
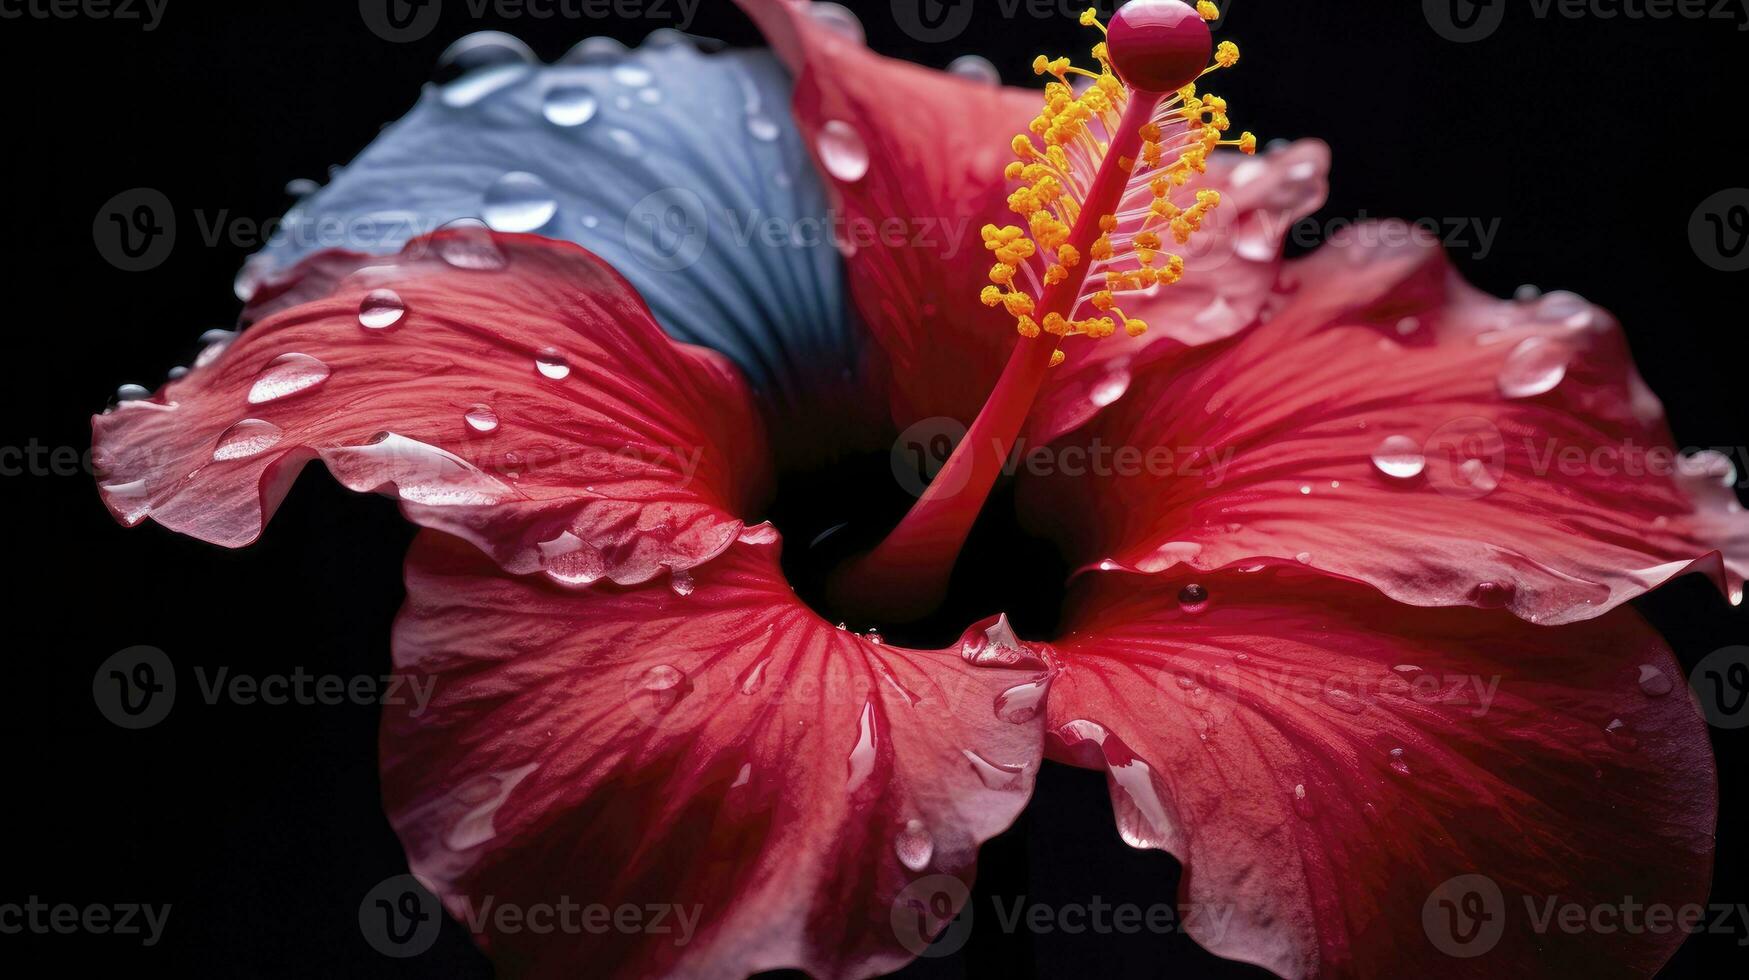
[3,0,1746,976]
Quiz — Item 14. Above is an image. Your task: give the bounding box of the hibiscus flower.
[90,2,1743,978]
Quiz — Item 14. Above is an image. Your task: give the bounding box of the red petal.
[1024,225,1747,623]
[383,530,1050,978]
[92,230,769,586]
[1047,566,1715,978]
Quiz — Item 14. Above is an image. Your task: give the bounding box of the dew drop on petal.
[1291,783,1314,819]
[463,404,499,433]
[436,219,509,270]
[894,819,934,872]
[816,120,870,183]
[1636,664,1673,697]
[606,128,643,158]
[542,85,599,127]
[1458,457,1500,494]
[1498,336,1571,398]
[808,2,865,44]
[1604,717,1638,752]
[1471,581,1515,608]
[534,347,571,379]
[947,54,1001,86]
[435,31,535,81]
[1295,551,1313,564]
[115,383,151,402]
[1177,582,1209,613]
[962,748,1027,791]
[1388,747,1412,776]
[482,171,558,233]
[746,113,781,142]
[247,353,330,405]
[610,64,653,88]
[1089,366,1132,407]
[994,676,1050,724]
[1371,434,1426,479]
[1322,688,1365,715]
[560,35,627,64]
[212,419,284,461]
[846,700,879,792]
[634,664,688,717]
[737,656,771,696]
[358,288,406,330]
[669,568,695,597]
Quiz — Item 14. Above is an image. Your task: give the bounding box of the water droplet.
[542,85,600,127]
[439,64,528,109]
[463,404,499,433]
[946,54,1001,86]
[1604,717,1638,752]
[637,87,663,105]
[535,347,571,379]
[1291,783,1314,818]
[611,64,653,88]
[894,819,934,872]
[634,663,688,716]
[1388,747,1412,776]
[847,700,879,792]
[732,762,752,788]
[442,762,538,851]
[358,288,406,330]
[560,36,627,64]
[1395,316,1421,336]
[961,614,1045,669]
[285,177,321,197]
[1177,583,1209,613]
[436,219,509,270]
[606,128,643,158]
[1371,434,1426,479]
[808,2,865,44]
[247,353,330,404]
[962,748,1027,791]
[1295,551,1312,564]
[1089,366,1132,407]
[1636,664,1673,697]
[1322,688,1365,715]
[482,171,558,233]
[816,120,870,183]
[1515,284,1542,302]
[167,366,189,380]
[738,656,771,696]
[1471,581,1514,609]
[1498,336,1571,398]
[212,419,284,461]
[866,629,885,645]
[994,676,1050,724]
[1458,457,1500,494]
[435,31,535,82]
[746,113,781,142]
[115,383,151,402]
[669,568,695,597]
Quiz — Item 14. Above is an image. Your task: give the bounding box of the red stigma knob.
[1106,0,1212,94]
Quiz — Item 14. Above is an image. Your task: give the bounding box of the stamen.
[830,1,1256,621]
[980,0,1254,359]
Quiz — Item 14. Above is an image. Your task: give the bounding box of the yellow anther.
[1079,7,1100,27]
[1091,290,1116,312]
[1004,161,1026,180]
[1049,350,1067,368]
[1125,317,1149,337]
[980,285,1003,307]
[1098,214,1119,232]
[1197,1,1220,20]
[990,263,1017,285]
[1044,264,1068,285]
[1238,132,1258,154]
[1003,293,1035,317]
[1090,235,1114,261]
[1058,243,1080,267]
[1215,41,1240,68]
[1012,135,1038,159]
[1016,316,1041,338]
[1043,313,1070,336]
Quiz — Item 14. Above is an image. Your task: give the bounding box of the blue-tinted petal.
[247,34,852,401]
